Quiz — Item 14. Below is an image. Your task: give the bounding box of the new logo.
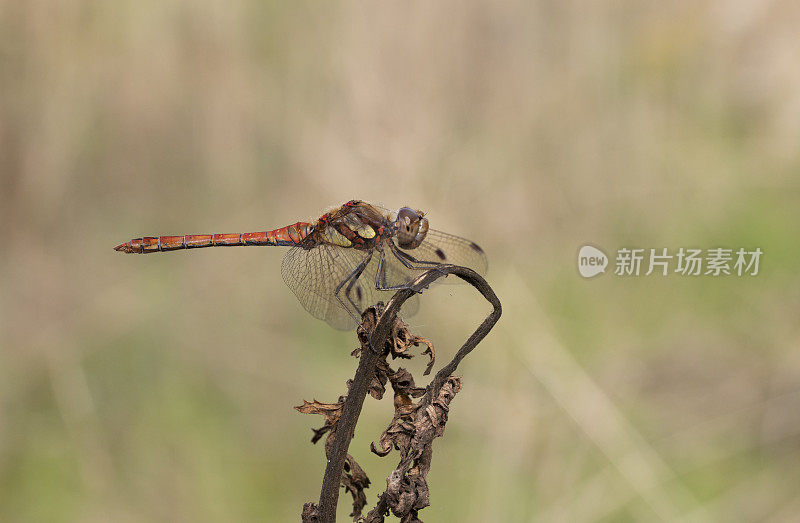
[578,245,608,278]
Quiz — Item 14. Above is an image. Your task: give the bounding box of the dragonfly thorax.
[313,202,388,250]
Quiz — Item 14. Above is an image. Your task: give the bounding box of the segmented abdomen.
[114,222,313,254]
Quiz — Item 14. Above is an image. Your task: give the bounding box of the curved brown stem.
[310,265,502,522]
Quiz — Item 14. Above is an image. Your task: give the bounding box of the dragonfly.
[115,200,488,330]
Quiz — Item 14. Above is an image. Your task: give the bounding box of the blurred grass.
[2,0,800,521]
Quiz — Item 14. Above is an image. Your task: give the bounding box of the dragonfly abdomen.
[114,222,313,254]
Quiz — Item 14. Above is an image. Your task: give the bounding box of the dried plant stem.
[302,265,502,522]
[315,339,383,519]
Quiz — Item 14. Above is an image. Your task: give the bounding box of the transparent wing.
[281,244,369,330]
[395,228,488,279]
[281,244,419,330]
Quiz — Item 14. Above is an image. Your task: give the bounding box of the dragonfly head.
[395,207,428,249]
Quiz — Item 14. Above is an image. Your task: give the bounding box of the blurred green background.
[2,1,799,521]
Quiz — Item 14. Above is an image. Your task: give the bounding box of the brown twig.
[300,265,502,522]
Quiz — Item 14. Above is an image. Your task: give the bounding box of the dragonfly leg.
[373,243,442,292]
[373,248,412,291]
[387,240,442,270]
[389,240,448,278]
[334,250,373,323]
[374,249,396,291]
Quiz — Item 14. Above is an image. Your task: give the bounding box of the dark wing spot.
[470,242,484,253]
[434,248,447,261]
[356,285,363,302]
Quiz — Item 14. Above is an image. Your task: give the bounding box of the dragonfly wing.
[281,244,373,330]
[399,228,488,278]
[281,243,421,330]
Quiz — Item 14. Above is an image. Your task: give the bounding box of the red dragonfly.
[115,200,488,329]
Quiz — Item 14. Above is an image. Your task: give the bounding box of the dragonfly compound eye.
[395,207,428,249]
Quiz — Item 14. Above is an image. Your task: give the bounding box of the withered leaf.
[343,454,370,520]
[294,399,343,421]
[295,399,344,444]
[388,320,436,376]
